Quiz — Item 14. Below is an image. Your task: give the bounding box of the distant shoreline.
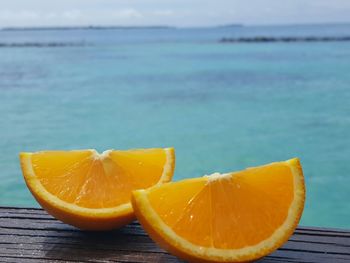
[1,36,350,49]
[1,26,176,31]
[0,24,245,31]
[220,36,350,43]
[0,42,89,48]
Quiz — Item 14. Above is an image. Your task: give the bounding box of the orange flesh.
[31,149,166,209]
[148,162,294,249]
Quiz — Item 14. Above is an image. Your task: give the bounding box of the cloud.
[151,10,175,17]
[113,9,143,19]
[62,10,82,20]
[0,9,83,24]
[0,8,144,26]
[0,1,350,27]
[0,10,39,21]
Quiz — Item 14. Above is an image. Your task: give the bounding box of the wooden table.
[0,207,349,262]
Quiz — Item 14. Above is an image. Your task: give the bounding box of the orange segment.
[20,148,175,230]
[109,149,168,190]
[132,158,305,263]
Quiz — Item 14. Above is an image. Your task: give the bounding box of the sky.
[1,0,350,27]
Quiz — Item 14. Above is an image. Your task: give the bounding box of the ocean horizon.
[1,23,350,229]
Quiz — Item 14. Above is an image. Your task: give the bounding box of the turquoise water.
[1,24,350,228]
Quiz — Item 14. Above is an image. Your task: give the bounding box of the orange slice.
[132,158,305,262]
[20,148,175,230]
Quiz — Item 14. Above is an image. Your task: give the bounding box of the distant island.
[215,24,244,28]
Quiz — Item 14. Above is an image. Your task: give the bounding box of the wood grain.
[0,207,349,263]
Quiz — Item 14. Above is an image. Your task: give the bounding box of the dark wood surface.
[0,207,349,263]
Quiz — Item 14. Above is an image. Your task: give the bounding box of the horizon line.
[1,21,350,31]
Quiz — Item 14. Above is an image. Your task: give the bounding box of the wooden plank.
[0,207,349,263]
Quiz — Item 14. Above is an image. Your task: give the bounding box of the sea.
[0,23,350,228]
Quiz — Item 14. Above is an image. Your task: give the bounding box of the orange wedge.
[20,148,175,230]
[132,158,305,262]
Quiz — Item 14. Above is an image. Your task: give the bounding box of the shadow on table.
[43,221,182,262]
[43,221,298,263]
